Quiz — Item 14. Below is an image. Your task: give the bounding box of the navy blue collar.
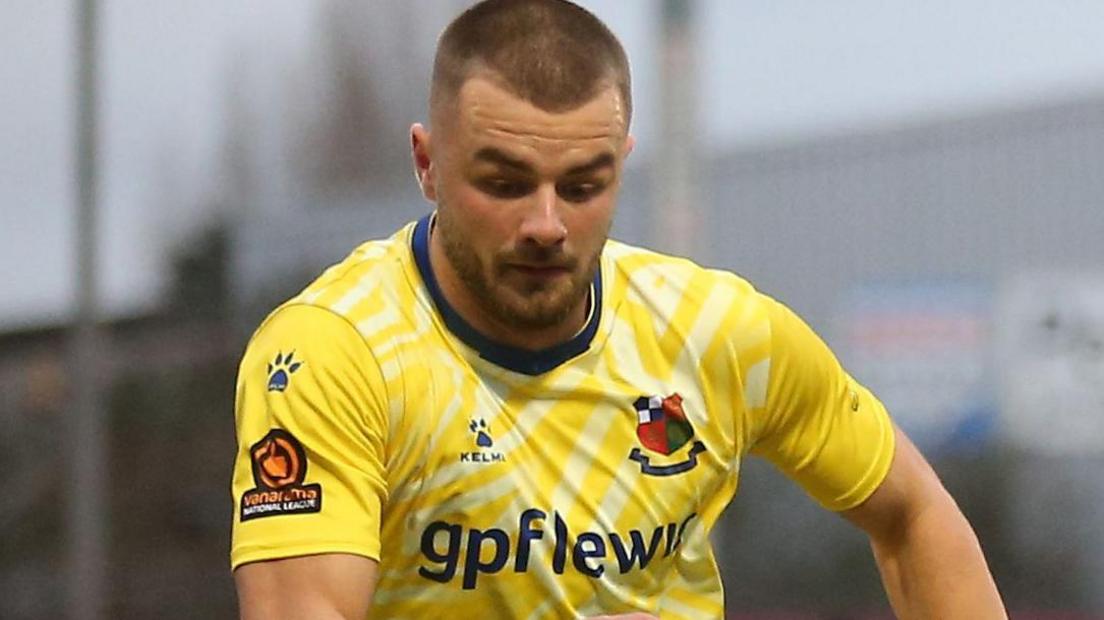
[411,214,602,376]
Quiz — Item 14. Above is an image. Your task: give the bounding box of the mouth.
[507,264,573,279]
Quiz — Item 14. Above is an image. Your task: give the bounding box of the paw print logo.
[469,418,493,448]
[267,351,302,392]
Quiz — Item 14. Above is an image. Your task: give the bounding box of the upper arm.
[840,420,1007,618]
[749,296,896,511]
[840,425,952,541]
[236,553,378,620]
[230,304,389,592]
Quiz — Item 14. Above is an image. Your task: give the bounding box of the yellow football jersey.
[230,215,895,619]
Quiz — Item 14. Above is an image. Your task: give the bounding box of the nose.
[518,184,567,247]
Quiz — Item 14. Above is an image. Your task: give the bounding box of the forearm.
[869,499,1005,619]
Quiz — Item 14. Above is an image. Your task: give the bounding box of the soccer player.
[230,1,1007,618]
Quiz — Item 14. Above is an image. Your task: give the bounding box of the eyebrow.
[473,147,532,172]
[565,152,615,176]
[472,148,615,176]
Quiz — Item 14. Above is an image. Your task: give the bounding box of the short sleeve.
[230,304,389,570]
[749,297,896,511]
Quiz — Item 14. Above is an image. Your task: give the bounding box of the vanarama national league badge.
[240,428,322,521]
[629,393,707,476]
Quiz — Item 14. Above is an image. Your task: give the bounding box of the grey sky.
[3,0,1104,329]
[701,0,1104,144]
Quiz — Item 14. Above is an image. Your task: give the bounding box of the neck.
[427,226,589,351]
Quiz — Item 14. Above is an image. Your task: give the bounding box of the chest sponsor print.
[418,508,697,589]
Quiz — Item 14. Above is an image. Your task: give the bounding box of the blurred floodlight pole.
[654,0,701,259]
[69,0,108,618]
[657,0,724,555]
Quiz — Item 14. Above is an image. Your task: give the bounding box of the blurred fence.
[2,92,1103,618]
[698,95,1104,614]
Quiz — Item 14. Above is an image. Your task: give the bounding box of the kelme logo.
[267,351,302,392]
[460,418,505,464]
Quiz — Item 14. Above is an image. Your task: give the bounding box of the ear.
[411,123,437,202]
[624,134,636,158]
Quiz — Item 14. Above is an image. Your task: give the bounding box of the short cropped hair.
[431,0,632,128]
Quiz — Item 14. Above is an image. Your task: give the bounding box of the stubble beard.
[435,213,604,333]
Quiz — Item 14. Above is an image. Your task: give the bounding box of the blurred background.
[3,0,1104,618]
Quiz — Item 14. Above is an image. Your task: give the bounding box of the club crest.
[629,393,707,477]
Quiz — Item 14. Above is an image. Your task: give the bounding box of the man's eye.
[557,182,604,203]
[479,179,531,198]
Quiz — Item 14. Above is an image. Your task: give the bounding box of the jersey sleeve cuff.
[230,541,381,572]
[825,408,897,512]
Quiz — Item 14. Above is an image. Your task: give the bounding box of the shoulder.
[240,223,420,375]
[291,224,416,315]
[604,238,768,325]
[252,222,418,336]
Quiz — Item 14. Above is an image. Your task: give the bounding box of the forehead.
[450,75,626,162]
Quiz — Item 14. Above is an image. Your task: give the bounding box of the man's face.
[419,74,632,331]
